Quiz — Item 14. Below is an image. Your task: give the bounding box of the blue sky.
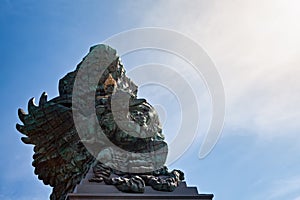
[1,1,300,199]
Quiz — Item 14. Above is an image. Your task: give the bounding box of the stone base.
[66,169,213,200]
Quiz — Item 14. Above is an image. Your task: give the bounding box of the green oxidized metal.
[16,44,184,200]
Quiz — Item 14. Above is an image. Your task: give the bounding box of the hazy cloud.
[123,0,300,137]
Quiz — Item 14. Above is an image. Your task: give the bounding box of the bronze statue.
[16,44,184,200]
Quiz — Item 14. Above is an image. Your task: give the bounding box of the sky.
[1,0,300,199]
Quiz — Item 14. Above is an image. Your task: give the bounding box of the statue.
[16,44,184,200]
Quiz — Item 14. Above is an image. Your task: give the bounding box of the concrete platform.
[66,170,214,200]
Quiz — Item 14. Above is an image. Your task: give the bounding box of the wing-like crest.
[16,92,94,200]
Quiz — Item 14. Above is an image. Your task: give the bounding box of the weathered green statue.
[16,44,184,200]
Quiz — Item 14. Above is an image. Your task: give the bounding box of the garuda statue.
[16,44,184,200]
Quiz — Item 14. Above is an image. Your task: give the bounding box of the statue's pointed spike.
[39,92,48,106]
[21,137,32,144]
[18,108,27,123]
[28,97,37,113]
[16,123,27,135]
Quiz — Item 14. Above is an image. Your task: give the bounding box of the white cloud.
[267,176,300,200]
[124,0,300,137]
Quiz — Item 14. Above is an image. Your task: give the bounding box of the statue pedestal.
[66,169,214,200]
